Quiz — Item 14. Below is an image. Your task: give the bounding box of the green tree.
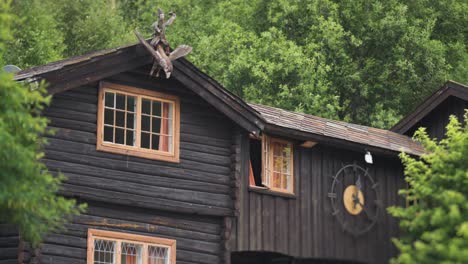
[4,0,468,128]
[388,114,468,263]
[0,0,84,246]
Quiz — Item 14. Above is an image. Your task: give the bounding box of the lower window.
[87,229,176,264]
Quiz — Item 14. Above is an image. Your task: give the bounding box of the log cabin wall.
[230,132,406,264]
[404,96,468,141]
[32,71,238,264]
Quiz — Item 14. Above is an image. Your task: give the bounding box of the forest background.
[3,0,468,128]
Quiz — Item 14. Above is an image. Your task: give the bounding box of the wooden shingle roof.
[250,103,425,156]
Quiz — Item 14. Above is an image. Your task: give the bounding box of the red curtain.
[159,103,169,151]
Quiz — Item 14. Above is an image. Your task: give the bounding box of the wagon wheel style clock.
[328,163,380,236]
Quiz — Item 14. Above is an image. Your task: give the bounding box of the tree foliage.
[388,114,468,264]
[0,0,84,246]
[3,0,467,128]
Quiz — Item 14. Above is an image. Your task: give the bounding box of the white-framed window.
[87,229,176,264]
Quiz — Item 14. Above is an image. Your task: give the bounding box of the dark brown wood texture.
[0,224,20,264]
[231,132,406,264]
[404,96,468,141]
[20,202,224,264]
[42,72,236,217]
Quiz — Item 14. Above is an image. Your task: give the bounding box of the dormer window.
[97,82,180,162]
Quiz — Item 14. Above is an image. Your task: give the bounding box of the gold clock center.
[343,185,364,215]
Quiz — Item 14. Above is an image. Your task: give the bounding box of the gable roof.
[15,41,424,156]
[391,81,468,134]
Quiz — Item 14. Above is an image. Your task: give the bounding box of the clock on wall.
[328,163,380,236]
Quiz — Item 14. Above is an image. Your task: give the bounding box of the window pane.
[104,126,113,142]
[152,134,160,150]
[142,99,151,115]
[116,111,125,127]
[126,130,135,146]
[115,128,125,144]
[159,135,170,152]
[272,172,281,188]
[283,174,289,190]
[94,239,115,264]
[105,92,114,108]
[141,132,150,149]
[283,144,291,157]
[273,156,282,172]
[127,96,136,112]
[127,113,135,129]
[104,109,114,125]
[121,243,142,264]
[282,157,290,174]
[152,101,162,116]
[166,119,173,136]
[116,94,126,110]
[142,115,150,132]
[152,117,161,133]
[273,142,282,156]
[148,246,169,264]
[163,102,173,119]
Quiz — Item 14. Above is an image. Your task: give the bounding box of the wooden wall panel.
[406,96,468,140]
[25,202,224,264]
[43,73,236,217]
[231,133,406,264]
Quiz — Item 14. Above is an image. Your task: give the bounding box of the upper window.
[249,135,294,194]
[97,82,180,162]
[87,229,176,264]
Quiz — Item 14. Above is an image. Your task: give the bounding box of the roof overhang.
[391,80,468,134]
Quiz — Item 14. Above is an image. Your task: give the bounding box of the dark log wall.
[231,132,406,264]
[43,72,235,216]
[18,202,224,264]
[405,96,467,140]
[0,224,19,264]
[33,71,238,263]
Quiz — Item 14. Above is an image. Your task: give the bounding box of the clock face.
[328,163,380,236]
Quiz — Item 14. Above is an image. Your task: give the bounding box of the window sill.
[248,186,296,199]
[97,143,180,163]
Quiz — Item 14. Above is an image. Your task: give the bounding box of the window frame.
[87,229,176,264]
[97,82,180,163]
[261,135,295,194]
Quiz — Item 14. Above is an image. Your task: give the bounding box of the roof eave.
[391,80,468,134]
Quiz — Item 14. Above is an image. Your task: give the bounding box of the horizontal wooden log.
[0,248,17,260]
[84,204,222,235]
[49,98,96,114]
[53,171,232,208]
[45,146,231,185]
[0,236,18,247]
[45,159,230,195]
[48,117,96,134]
[54,91,97,104]
[60,184,232,216]
[44,108,96,124]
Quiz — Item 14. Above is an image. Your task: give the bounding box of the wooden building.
[1,41,464,264]
[391,80,468,141]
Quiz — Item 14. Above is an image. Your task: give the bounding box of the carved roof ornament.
[135,8,192,79]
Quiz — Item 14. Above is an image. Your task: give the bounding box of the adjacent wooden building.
[1,41,465,264]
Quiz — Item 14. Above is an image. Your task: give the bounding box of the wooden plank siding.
[231,133,406,264]
[404,96,468,141]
